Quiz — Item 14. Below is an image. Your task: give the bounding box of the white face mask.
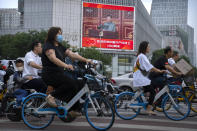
[17,67,23,72]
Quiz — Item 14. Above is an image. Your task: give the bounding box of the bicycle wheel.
[155,97,171,112]
[184,88,197,113]
[21,94,55,129]
[114,92,141,120]
[162,93,190,121]
[84,94,115,131]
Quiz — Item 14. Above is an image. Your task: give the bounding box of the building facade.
[150,0,195,65]
[0,0,162,76]
[151,0,188,25]
[0,9,21,35]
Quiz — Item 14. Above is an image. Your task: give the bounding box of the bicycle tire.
[114,92,141,120]
[21,93,55,129]
[183,88,197,113]
[162,93,190,121]
[84,93,115,131]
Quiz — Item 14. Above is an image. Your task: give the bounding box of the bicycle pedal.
[56,107,67,118]
[57,108,65,115]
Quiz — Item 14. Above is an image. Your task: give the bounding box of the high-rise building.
[150,0,195,65]
[151,0,188,25]
[0,9,20,30]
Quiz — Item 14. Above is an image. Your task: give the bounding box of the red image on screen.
[82,2,135,50]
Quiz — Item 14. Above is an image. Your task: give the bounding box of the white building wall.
[24,0,53,31]
[53,0,81,47]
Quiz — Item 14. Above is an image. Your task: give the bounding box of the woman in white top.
[133,41,165,115]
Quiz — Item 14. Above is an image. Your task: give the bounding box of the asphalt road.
[0,111,197,131]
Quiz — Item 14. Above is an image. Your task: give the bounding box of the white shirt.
[23,51,42,79]
[167,58,175,78]
[133,53,153,87]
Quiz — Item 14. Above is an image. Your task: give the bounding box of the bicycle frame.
[25,75,103,117]
[131,85,179,110]
[31,84,88,115]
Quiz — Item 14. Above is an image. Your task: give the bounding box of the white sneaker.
[45,94,58,107]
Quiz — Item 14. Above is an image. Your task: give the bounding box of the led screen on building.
[82,2,135,50]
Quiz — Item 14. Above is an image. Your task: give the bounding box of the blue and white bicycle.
[114,77,191,121]
[21,63,115,130]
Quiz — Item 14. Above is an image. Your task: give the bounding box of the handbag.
[136,62,149,76]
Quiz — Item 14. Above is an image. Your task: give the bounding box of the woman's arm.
[165,65,182,76]
[46,49,73,70]
[151,67,165,74]
[65,49,91,63]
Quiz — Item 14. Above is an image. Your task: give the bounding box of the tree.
[77,47,112,65]
[0,30,47,59]
[76,47,112,76]
[179,55,190,64]
[0,31,112,75]
[151,49,164,64]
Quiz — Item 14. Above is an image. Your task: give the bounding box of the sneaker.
[69,111,82,118]
[145,110,157,116]
[45,94,58,108]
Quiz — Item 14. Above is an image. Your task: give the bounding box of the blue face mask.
[56,35,63,43]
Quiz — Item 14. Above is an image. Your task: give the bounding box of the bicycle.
[155,76,197,115]
[114,79,191,121]
[0,67,23,121]
[21,63,115,130]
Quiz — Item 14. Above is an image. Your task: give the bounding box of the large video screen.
[82,2,135,50]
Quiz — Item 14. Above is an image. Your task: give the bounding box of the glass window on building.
[117,54,135,75]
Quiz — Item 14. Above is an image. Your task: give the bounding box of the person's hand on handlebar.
[86,59,94,65]
[160,70,167,74]
[65,64,74,71]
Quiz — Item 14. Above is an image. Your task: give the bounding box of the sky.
[0,0,196,44]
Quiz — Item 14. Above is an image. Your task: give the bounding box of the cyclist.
[133,41,165,115]
[42,27,92,116]
[167,51,181,83]
[22,41,47,93]
[13,59,28,107]
[149,46,182,89]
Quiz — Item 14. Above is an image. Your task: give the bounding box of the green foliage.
[62,41,70,49]
[179,55,190,64]
[0,31,112,70]
[77,47,112,65]
[151,49,164,64]
[0,30,47,59]
[77,47,112,76]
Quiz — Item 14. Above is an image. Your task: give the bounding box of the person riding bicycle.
[22,41,47,93]
[133,41,165,115]
[13,59,29,107]
[167,51,182,83]
[149,46,182,89]
[42,27,92,117]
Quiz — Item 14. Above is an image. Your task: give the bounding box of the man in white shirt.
[168,51,179,67]
[22,41,46,93]
[167,51,180,82]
